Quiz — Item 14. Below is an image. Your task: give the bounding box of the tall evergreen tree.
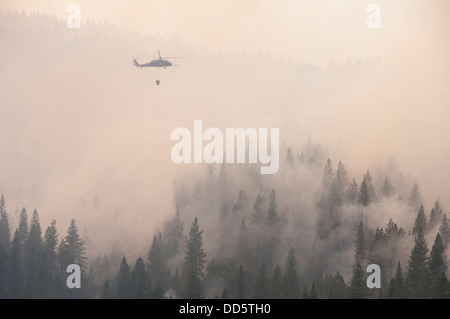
[336,161,349,187]
[409,183,423,210]
[285,247,300,298]
[346,178,359,204]
[358,175,370,206]
[236,265,245,299]
[406,228,429,298]
[412,204,427,235]
[428,232,449,299]
[388,263,405,299]
[251,194,265,225]
[18,208,28,251]
[358,169,376,206]
[148,234,166,291]
[354,222,366,267]
[329,271,348,299]
[429,234,450,298]
[41,220,58,298]
[24,209,43,298]
[369,227,388,289]
[58,219,87,270]
[381,177,394,197]
[183,217,206,298]
[101,280,111,299]
[439,214,449,246]
[270,264,283,298]
[253,262,268,299]
[349,263,368,299]
[0,243,8,298]
[130,257,147,299]
[117,256,131,299]
[0,195,10,253]
[221,287,228,299]
[429,201,444,230]
[322,159,333,190]
[266,189,280,226]
[0,195,5,215]
[8,230,23,298]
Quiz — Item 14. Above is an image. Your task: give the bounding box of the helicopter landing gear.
[156,79,160,86]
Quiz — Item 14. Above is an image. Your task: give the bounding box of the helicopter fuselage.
[140,59,172,68]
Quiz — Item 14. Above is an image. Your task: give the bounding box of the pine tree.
[236,265,245,299]
[266,189,280,226]
[429,201,444,230]
[270,264,283,298]
[336,161,349,187]
[221,287,228,299]
[429,233,449,298]
[24,209,43,298]
[346,178,359,204]
[430,233,447,276]
[364,169,376,202]
[251,193,265,225]
[439,214,449,246]
[253,262,268,298]
[412,204,427,235]
[430,273,450,299]
[327,161,348,207]
[148,234,166,290]
[385,218,406,240]
[58,219,87,270]
[41,220,58,298]
[322,159,333,190]
[429,232,449,298]
[369,227,388,289]
[0,195,10,253]
[381,177,394,197]
[183,217,206,298]
[101,280,111,299]
[388,263,405,299]
[8,230,23,298]
[0,195,5,215]
[130,257,147,299]
[330,271,348,299]
[409,183,423,210]
[354,222,366,267]
[349,263,368,299]
[358,174,371,206]
[117,257,131,299]
[285,247,300,298]
[0,243,8,298]
[173,206,184,240]
[406,228,429,298]
[285,147,295,166]
[18,208,28,251]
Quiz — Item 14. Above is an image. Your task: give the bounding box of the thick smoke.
[0,1,449,297]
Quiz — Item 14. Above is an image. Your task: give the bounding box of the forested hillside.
[1,145,449,298]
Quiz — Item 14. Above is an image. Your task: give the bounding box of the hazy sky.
[0,0,418,65]
[1,0,449,257]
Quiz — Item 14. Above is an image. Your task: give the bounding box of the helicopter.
[133,51,180,85]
